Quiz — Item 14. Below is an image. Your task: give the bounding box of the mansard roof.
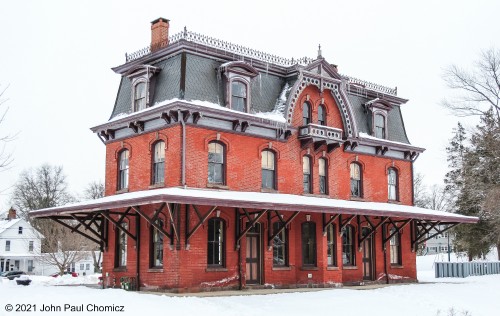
[107,28,413,145]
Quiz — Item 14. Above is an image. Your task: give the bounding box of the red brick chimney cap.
[151,17,170,25]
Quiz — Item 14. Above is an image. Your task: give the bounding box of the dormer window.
[220,61,259,113]
[231,81,247,112]
[365,98,392,140]
[134,82,147,112]
[374,114,386,139]
[125,64,161,113]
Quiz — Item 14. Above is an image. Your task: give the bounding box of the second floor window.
[388,168,398,201]
[207,218,225,267]
[342,225,355,266]
[374,114,386,139]
[350,163,362,197]
[318,104,326,126]
[118,150,129,191]
[231,81,247,112]
[29,241,34,252]
[319,158,327,194]
[303,102,311,125]
[152,141,165,185]
[5,240,11,251]
[261,150,276,190]
[208,142,225,184]
[134,82,147,112]
[303,156,312,194]
[301,222,316,266]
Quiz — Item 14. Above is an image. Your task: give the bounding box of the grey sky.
[1,0,498,212]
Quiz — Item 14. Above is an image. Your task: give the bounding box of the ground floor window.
[301,222,316,266]
[272,222,287,266]
[327,224,337,266]
[342,225,355,266]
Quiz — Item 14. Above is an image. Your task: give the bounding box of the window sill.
[342,265,358,270]
[349,196,365,202]
[149,183,165,189]
[303,193,330,199]
[272,266,291,271]
[261,188,278,193]
[207,183,229,190]
[300,266,318,271]
[116,189,129,194]
[390,265,404,269]
[113,267,127,272]
[326,266,339,271]
[206,267,228,272]
[148,268,164,273]
[387,200,401,204]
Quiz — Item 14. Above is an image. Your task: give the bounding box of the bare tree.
[83,180,104,200]
[442,48,500,120]
[31,220,91,275]
[427,185,452,212]
[11,164,95,273]
[0,84,14,170]
[11,164,74,220]
[413,172,430,208]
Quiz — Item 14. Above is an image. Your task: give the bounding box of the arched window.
[342,225,355,266]
[318,104,326,126]
[134,82,147,112]
[389,227,402,265]
[350,162,362,197]
[272,221,287,267]
[207,218,225,267]
[231,81,247,112]
[319,158,327,194]
[374,113,386,139]
[261,150,276,190]
[208,142,225,184]
[118,150,129,190]
[301,222,316,266]
[327,223,337,267]
[150,219,164,268]
[388,168,398,201]
[152,141,165,185]
[115,222,128,267]
[303,156,312,193]
[302,102,311,125]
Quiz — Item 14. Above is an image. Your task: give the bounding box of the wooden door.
[245,223,262,285]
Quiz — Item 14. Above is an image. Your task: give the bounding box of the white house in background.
[424,226,455,255]
[0,208,42,274]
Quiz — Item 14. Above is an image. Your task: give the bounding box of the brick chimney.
[151,17,170,52]
[7,208,17,220]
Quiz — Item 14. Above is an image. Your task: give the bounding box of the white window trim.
[372,109,388,139]
[227,75,251,113]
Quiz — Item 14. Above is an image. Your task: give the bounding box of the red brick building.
[31,18,477,292]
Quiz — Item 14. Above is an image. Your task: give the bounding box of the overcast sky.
[1,0,499,212]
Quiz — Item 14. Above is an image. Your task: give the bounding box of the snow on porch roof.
[29,187,478,224]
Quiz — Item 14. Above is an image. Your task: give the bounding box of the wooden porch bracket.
[414,223,460,249]
[411,220,441,251]
[101,211,137,241]
[358,216,388,244]
[235,209,268,249]
[339,214,356,233]
[69,214,104,240]
[185,205,218,247]
[166,203,180,245]
[322,213,340,235]
[132,205,173,243]
[49,216,103,245]
[268,211,300,249]
[382,218,412,250]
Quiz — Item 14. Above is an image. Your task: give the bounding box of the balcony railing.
[299,124,343,142]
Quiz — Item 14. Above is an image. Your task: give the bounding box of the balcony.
[298,124,344,152]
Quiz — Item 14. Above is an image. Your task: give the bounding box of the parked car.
[50,271,78,277]
[0,271,27,280]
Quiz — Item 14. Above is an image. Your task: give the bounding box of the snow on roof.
[102,98,287,126]
[0,218,22,234]
[359,132,423,149]
[30,187,477,223]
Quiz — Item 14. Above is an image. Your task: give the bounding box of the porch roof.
[29,187,477,224]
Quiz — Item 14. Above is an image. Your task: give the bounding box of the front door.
[361,227,374,280]
[245,223,262,285]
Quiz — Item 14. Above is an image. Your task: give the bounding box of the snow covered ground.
[0,254,499,316]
